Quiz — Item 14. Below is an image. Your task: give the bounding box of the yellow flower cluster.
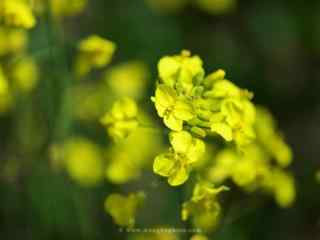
[100,97,139,142]
[153,51,255,146]
[207,107,295,207]
[0,25,39,114]
[53,137,104,187]
[0,0,36,29]
[75,35,116,77]
[152,51,255,186]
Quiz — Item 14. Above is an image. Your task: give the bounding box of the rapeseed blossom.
[105,61,149,99]
[0,0,36,29]
[152,51,256,148]
[0,27,27,56]
[196,0,236,15]
[105,192,145,227]
[100,97,139,142]
[206,106,295,207]
[10,56,39,93]
[59,137,104,187]
[75,35,116,77]
[153,131,205,186]
[182,181,228,231]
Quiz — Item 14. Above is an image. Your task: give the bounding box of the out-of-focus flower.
[105,113,163,184]
[10,56,39,93]
[130,229,179,240]
[263,169,296,208]
[101,97,139,142]
[60,137,104,187]
[50,0,88,18]
[75,35,116,77]
[153,131,205,186]
[0,27,27,56]
[190,234,208,240]
[0,66,13,113]
[105,192,145,227]
[206,106,296,207]
[182,181,228,231]
[105,61,149,99]
[0,0,36,29]
[255,106,292,167]
[195,0,236,15]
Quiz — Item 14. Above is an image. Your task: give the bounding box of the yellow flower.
[105,61,149,99]
[196,0,236,15]
[151,84,194,131]
[191,235,208,240]
[62,137,104,187]
[182,181,228,231]
[154,131,205,186]
[255,106,293,167]
[0,0,36,29]
[0,27,27,56]
[0,66,13,113]
[10,56,39,93]
[105,192,145,227]
[100,97,139,142]
[75,35,116,77]
[270,169,296,208]
[50,0,88,18]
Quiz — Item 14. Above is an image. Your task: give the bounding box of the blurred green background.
[1,0,320,239]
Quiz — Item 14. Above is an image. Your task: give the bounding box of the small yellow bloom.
[62,138,104,187]
[0,66,13,113]
[0,0,36,29]
[0,27,27,56]
[196,0,236,15]
[75,35,116,77]
[105,61,149,99]
[50,0,88,18]
[10,57,39,93]
[101,97,139,142]
[153,131,205,186]
[105,192,145,227]
[182,181,228,231]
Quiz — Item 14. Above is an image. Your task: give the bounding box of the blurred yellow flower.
[0,0,36,29]
[0,66,13,113]
[62,137,104,187]
[105,61,149,99]
[255,106,293,167]
[75,35,116,77]
[50,0,88,18]
[0,27,27,56]
[191,235,208,240]
[106,122,164,184]
[101,97,139,142]
[182,181,228,231]
[196,0,236,15]
[10,56,39,93]
[105,192,145,227]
